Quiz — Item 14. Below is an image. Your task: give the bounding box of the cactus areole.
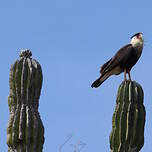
[110,81,146,152]
[7,49,44,152]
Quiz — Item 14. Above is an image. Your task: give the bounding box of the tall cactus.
[7,50,44,152]
[110,81,146,152]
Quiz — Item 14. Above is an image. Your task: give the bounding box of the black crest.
[130,32,143,39]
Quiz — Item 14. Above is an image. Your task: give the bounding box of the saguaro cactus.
[110,81,146,152]
[7,50,44,152]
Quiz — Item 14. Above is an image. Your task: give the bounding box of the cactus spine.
[110,81,145,152]
[7,50,44,152]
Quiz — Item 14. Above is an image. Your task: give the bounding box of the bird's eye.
[136,34,140,39]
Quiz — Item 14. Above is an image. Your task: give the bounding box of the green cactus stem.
[7,49,44,152]
[110,81,146,152]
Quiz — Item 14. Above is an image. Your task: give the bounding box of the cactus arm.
[110,81,146,152]
[7,50,44,152]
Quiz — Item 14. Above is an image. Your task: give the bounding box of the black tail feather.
[91,77,102,88]
[91,74,110,88]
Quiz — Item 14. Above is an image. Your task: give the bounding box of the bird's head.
[130,32,144,48]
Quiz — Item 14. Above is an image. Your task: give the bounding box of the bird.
[91,32,144,88]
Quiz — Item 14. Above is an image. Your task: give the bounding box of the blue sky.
[0,0,152,151]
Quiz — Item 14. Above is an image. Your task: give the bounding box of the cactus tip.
[19,49,32,58]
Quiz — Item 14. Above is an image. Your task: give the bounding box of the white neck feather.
[130,37,143,48]
[130,36,143,57]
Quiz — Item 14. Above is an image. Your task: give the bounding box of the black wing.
[100,44,134,75]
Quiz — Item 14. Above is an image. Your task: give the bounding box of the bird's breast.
[134,45,143,58]
[120,49,140,71]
